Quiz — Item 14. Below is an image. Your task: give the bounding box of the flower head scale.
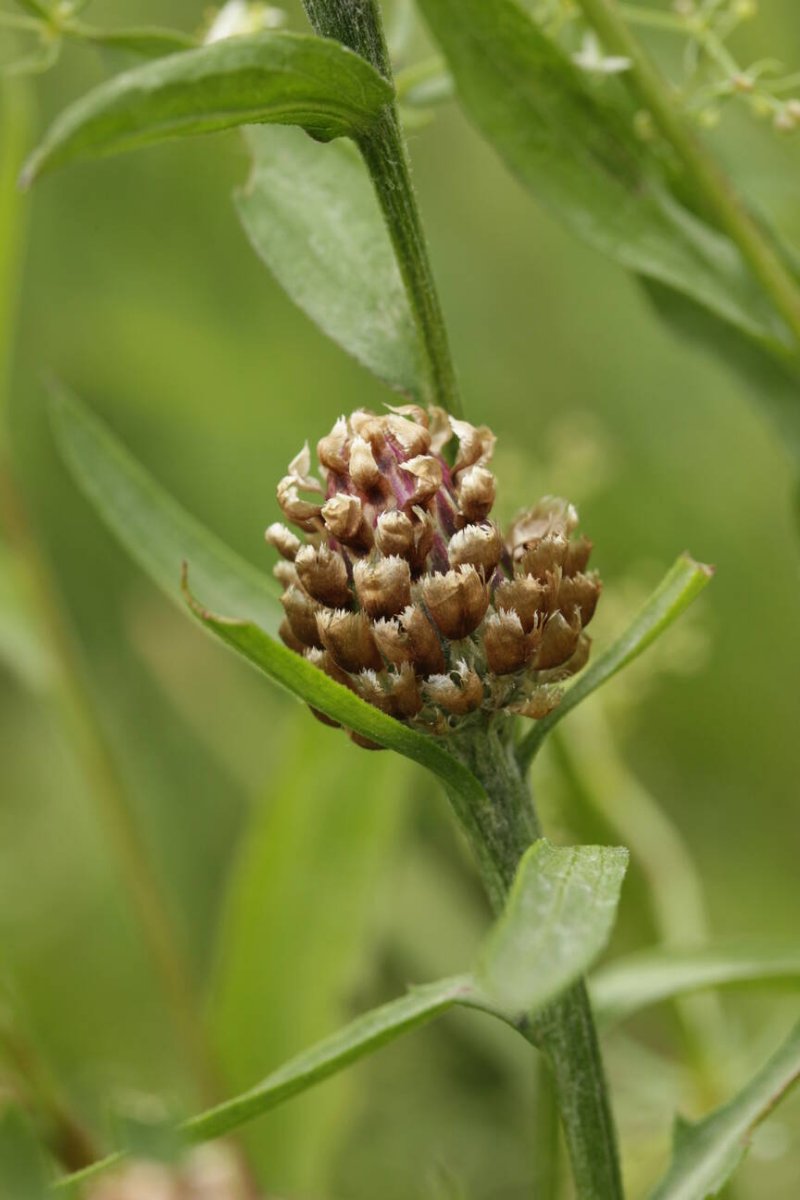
[267,406,600,743]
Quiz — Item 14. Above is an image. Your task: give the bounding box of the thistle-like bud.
[421,565,490,640]
[268,408,601,738]
[354,555,412,619]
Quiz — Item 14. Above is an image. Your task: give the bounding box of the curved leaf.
[189,976,476,1144]
[48,383,281,633]
[517,555,713,768]
[236,126,422,395]
[21,31,393,186]
[650,1019,800,1199]
[182,576,491,808]
[592,943,800,1025]
[477,839,628,1015]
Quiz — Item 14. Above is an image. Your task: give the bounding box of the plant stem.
[449,722,624,1200]
[573,0,800,348]
[532,1055,562,1199]
[301,0,462,415]
[0,77,218,1111]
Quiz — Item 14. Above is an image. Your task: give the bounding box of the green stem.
[301,0,462,415]
[449,722,624,1200]
[532,1054,562,1199]
[574,0,800,348]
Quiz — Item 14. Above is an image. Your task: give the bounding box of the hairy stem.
[573,0,800,348]
[301,0,462,415]
[449,722,624,1200]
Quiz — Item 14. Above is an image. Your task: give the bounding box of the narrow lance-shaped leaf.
[21,31,393,186]
[55,976,482,1190]
[517,554,713,768]
[48,383,281,634]
[591,942,800,1026]
[415,0,790,351]
[649,1019,800,1200]
[477,839,628,1015]
[236,126,422,397]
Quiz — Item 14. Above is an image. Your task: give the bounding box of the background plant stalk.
[449,721,624,1200]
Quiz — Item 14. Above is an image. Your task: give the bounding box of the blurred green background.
[1,1,799,1196]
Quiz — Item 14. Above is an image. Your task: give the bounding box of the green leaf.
[211,719,408,1188]
[0,1106,51,1200]
[48,382,282,634]
[415,0,788,350]
[517,554,713,768]
[592,943,800,1026]
[236,126,422,395]
[477,839,628,1015]
[192,976,475,1144]
[182,574,490,805]
[75,25,197,59]
[649,1019,800,1199]
[21,31,393,186]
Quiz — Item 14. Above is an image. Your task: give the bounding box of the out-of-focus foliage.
[2,1,800,1197]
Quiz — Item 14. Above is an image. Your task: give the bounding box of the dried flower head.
[269,407,600,743]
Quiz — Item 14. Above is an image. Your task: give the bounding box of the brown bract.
[268,407,601,743]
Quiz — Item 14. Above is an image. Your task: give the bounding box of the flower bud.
[519,534,568,579]
[265,522,301,561]
[512,686,563,719]
[385,411,431,456]
[322,493,373,553]
[282,584,323,648]
[450,418,496,475]
[267,407,602,738]
[373,604,445,675]
[400,455,443,506]
[276,477,322,530]
[375,509,415,557]
[494,575,546,633]
[425,663,484,715]
[534,610,582,670]
[317,416,349,474]
[273,560,298,589]
[353,555,412,619]
[457,465,496,522]
[483,610,536,675]
[557,572,601,626]
[421,566,489,640]
[316,609,382,673]
[349,435,382,491]
[295,544,351,608]
[448,522,503,574]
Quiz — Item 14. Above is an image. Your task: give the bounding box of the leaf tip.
[680,552,715,579]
